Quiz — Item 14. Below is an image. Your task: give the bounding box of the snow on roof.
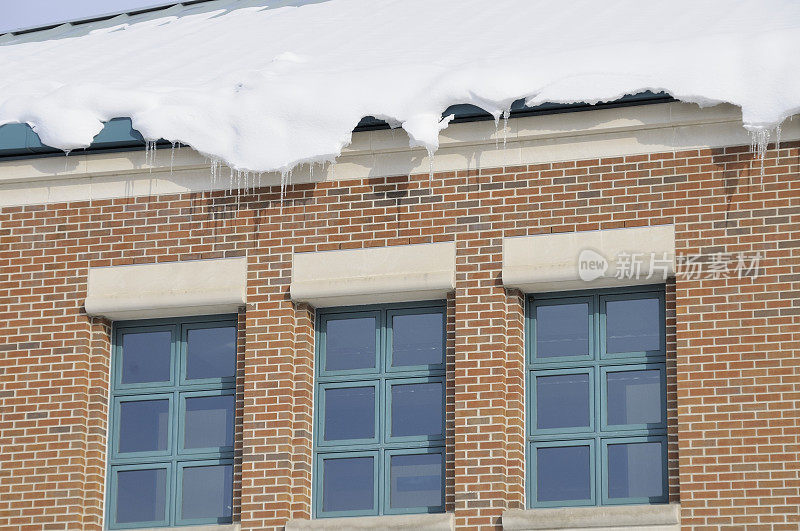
[0,0,798,173]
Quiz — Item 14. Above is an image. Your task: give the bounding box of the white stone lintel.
[85,257,247,320]
[502,225,676,293]
[290,242,456,307]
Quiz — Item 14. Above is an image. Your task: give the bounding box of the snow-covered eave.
[0,92,673,161]
[2,100,798,210]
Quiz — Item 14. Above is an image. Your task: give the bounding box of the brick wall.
[1,141,798,529]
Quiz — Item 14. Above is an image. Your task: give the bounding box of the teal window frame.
[106,315,237,529]
[526,286,668,508]
[313,301,446,518]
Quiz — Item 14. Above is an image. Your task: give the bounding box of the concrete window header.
[290,242,456,308]
[85,257,247,321]
[502,225,676,293]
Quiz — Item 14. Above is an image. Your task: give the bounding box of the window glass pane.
[606,369,662,425]
[184,395,235,449]
[325,317,376,371]
[607,441,664,499]
[121,331,171,384]
[390,453,443,509]
[186,326,236,380]
[322,456,374,513]
[181,464,233,520]
[391,382,444,438]
[535,303,589,358]
[118,399,169,453]
[606,297,660,353]
[536,373,590,430]
[536,445,591,502]
[115,468,167,524]
[323,386,375,441]
[392,312,444,367]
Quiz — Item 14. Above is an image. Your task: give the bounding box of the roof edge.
[0,92,675,161]
[1,0,216,36]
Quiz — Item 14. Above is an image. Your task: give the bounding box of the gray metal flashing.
[0,0,216,36]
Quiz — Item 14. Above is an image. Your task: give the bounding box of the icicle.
[494,116,500,149]
[427,147,435,180]
[144,140,158,171]
[63,149,71,172]
[748,128,772,179]
[749,128,770,161]
[210,158,221,187]
[280,170,288,214]
[228,166,234,193]
[775,124,782,152]
[169,142,176,176]
[502,109,510,148]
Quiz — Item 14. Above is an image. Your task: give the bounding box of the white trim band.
[2,102,798,207]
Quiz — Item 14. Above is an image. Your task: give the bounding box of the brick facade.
[1,141,799,529]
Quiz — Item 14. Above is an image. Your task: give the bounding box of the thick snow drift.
[1,0,799,172]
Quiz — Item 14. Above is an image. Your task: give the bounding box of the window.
[314,302,446,518]
[527,287,667,508]
[107,316,237,529]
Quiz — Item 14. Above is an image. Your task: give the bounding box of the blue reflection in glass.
[324,386,375,441]
[608,442,664,499]
[606,370,662,426]
[392,313,444,367]
[186,326,236,380]
[322,457,374,512]
[537,445,591,502]
[536,303,589,358]
[390,453,443,509]
[325,318,376,371]
[121,331,171,384]
[391,382,444,438]
[181,464,233,520]
[116,468,167,524]
[606,298,660,353]
[184,395,234,449]
[119,399,169,453]
[536,373,590,430]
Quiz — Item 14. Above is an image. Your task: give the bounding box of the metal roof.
[1,0,216,36]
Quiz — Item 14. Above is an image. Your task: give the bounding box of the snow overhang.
[0,93,672,160]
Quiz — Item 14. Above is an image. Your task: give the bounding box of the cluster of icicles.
[142,139,328,203]
[129,112,787,203]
